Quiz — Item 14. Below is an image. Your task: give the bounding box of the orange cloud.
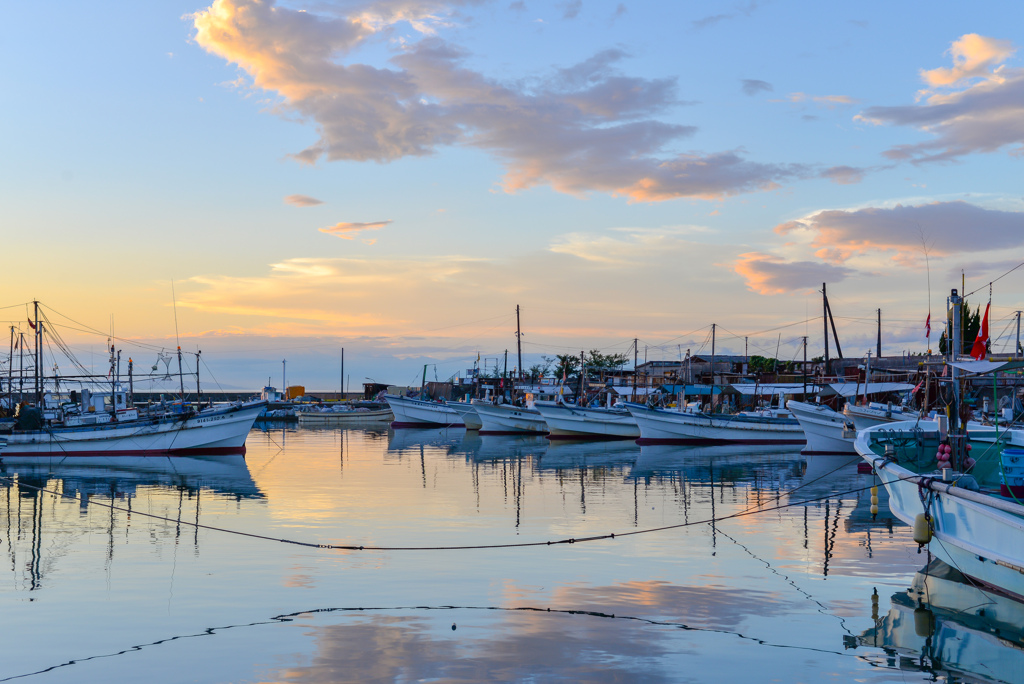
[921,33,1016,88]
[319,220,392,240]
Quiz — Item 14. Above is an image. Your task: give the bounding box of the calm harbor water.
[0,425,1017,682]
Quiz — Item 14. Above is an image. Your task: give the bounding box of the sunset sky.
[4,1,1024,390]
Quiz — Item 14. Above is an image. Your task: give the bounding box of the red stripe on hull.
[635,438,806,446]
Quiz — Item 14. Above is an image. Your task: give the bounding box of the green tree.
[938,300,981,354]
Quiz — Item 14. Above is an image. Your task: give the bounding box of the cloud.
[319,220,392,239]
[193,0,805,202]
[819,165,864,185]
[284,194,325,207]
[550,225,713,265]
[857,34,1024,163]
[558,0,581,19]
[786,92,858,108]
[740,79,772,96]
[691,1,760,30]
[734,252,856,295]
[508,1,525,11]
[774,201,1024,264]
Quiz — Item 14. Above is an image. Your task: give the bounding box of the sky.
[3,0,1024,391]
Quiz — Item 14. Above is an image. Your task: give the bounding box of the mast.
[802,336,807,397]
[1011,311,1019,360]
[33,300,40,404]
[950,288,962,433]
[515,305,523,384]
[128,357,134,407]
[579,350,585,405]
[340,347,344,401]
[711,323,716,412]
[822,284,830,379]
[6,326,12,409]
[195,350,201,409]
[177,345,185,402]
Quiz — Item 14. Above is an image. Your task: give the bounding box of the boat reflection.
[630,443,805,481]
[849,558,1024,683]
[0,454,263,500]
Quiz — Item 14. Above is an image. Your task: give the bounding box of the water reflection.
[851,558,1024,683]
[0,455,262,592]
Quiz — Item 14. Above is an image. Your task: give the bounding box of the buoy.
[870,504,879,515]
[871,495,879,505]
[871,588,879,621]
[913,513,933,545]
[965,443,973,452]
[914,606,936,637]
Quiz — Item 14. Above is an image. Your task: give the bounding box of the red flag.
[925,313,931,338]
[27,318,36,330]
[970,302,991,360]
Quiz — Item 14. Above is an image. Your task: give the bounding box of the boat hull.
[473,404,549,435]
[857,420,1024,598]
[533,402,639,439]
[0,402,266,457]
[787,400,855,455]
[446,402,483,430]
[383,395,464,428]
[626,403,805,445]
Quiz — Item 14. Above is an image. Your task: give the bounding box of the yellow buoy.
[913,513,933,545]
[870,504,879,515]
[870,486,878,496]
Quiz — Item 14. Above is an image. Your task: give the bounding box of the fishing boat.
[787,400,856,455]
[383,394,464,428]
[0,389,266,456]
[472,402,549,435]
[856,289,1024,596]
[296,406,393,425]
[445,401,483,430]
[624,402,805,446]
[532,400,639,440]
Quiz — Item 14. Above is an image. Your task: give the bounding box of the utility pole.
[1017,311,1022,359]
[515,305,523,383]
[341,347,344,401]
[876,308,882,359]
[632,338,638,403]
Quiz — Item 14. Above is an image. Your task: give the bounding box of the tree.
[938,300,981,354]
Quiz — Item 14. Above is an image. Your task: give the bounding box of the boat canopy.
[817,382,914,398]
[657,384,724,396]
[947,360,1024,375]
[725,382,810,397]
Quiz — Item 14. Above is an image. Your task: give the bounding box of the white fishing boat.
[533,400,639,440]
[0,394,266,457]
[624,402,805,445]
[445,401,483,430]
[383,394,464,428]
[787,400,856,455]
[472,402,549,435]
[296,406,393,425]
